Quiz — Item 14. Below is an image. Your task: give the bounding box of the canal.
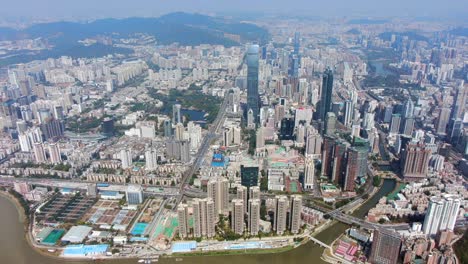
[0,179,396,264]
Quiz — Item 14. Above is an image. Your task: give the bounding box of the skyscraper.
[318,68,334,121]
[390,114,401,135]
[369,230,402,264]
[451,82,466,120]
[48,143,61,164]
[274,195,288,235]
[248,199,260,236]
[172,104,181,124]
[246,44,260,124]
[249,186,260,201]
[241,165,259,187]
[256,126,265,148]
[423,195,461,236]
[343,100,354,128]
[163,119,173,138]
[33,142,46,163]
[289,195,302,234]
[231,199,244,235]
[436,107,451,135]
[120,149,132,169]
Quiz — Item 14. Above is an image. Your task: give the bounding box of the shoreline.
[0,191,311,262]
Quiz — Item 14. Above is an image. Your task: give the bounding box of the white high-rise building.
[256,127,265,149]
[145,149,158,171]
[231,199,244,235]
[249,186,260,201]
[48,143,62,164]
[304,157,315,190]
[19,133,32,152]
[175,123,185,141]
[248,199,260,236]
[274,195,288,235]
[126,184,143,205]
[305,127,322,157]
[207,177,229,215]
[177,204,189,238]
[120,149,132,169]
[192,198,216,238]
[237,186,248,214]
[422,195,461,236]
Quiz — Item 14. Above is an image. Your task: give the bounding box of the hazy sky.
[2,0,468,21]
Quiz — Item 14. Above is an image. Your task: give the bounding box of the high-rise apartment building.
[237,186,248,214]
[422,195,461,236]
[120,149,132,169]
[249,186,260,201]
[289,195,302,234]
[48,143,61,164]
[304,157,315,190]
[231,199,245,235]
[145,149,158,171]
[192,198,216,238]
[248,199,260,236]
[207,177,229,215]
[274,195,288,235]
[400,142,431,181]
[177,204,189,238]
[33,142,46,163]
[172,104,181,124]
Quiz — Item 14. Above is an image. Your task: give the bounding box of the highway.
[174,93,229,206]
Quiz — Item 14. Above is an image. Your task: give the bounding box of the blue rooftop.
[100,191,119,196]
[63,244,108,256]
[172,241,197,253]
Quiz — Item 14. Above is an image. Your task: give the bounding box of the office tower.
[383,106,394,123]
[318,68,334,121]
[436,107,450,135]
[400,142,431,181]
[145,149,158,171]
[290,195,302,234]
[344,147,362,191]
[400,117,415,136]
[246,44,260,124]
[369,230,402,264]
[305,127,322,156]
[390,114,401,135]
[321,135,336,178]
[448,118,463,144]
[40,119,64,140]
[193,198,216,238]
[304,157,315,190]
[101,117,115,136]
[331,140,348,186]
[163,119,172,137]
[324,112,337,135]
[247,109,255,129]
[241,165,259,187]
[280,117,295,140]
[33,142,46,163]
[451,83,466,120]
[256,127,265,148]
[403,99,414,118]
[48,143,61,164]
[249,186,260,201]
[207,177,229,215]
[423,195,461,236]
[295,107,313,127]
[120,149,132,169]
[172,104,181,124]
[231,199,244,235]
[125,185,143,204]
[274,195,288,235]
[237,186,248,214]
[175,123,185,141]
[293,32,300,55]
[343,100,354,127]
[248,199,261,236]
[177,204,189,238]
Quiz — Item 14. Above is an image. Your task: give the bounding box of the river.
[0,179,396,264]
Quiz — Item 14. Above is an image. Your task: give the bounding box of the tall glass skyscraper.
[318,68,334,121]
[246,44,260,124]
